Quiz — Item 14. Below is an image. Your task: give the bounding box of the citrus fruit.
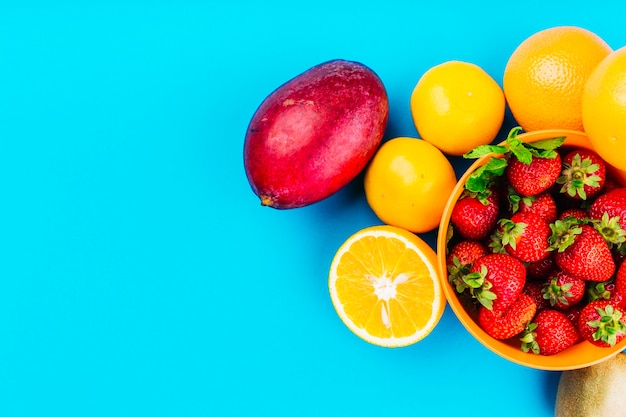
[328,225,444,347]
[410,60,505,156]
[582,46,626,171]
[363,137,457,233]
[503,26,612,132]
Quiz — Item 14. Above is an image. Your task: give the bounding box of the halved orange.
[328,225,444,347]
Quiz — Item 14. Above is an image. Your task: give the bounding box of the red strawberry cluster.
[446,127,626,356]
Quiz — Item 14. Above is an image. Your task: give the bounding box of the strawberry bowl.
[437,129,626,371]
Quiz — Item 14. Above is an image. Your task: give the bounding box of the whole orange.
[364,137,457,234]
[503,26,612,132]
[582,46,626,171]
[410,60,505,156]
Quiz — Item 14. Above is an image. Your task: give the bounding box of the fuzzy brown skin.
[244,59,388,209]
[555,352,626,417]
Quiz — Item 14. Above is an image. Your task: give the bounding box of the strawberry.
[446,240,488,267]
[558,207,588,222]
[478,293,537,340]
[615,260,626,298]
[450,189,500,240]
[550,221,616,282]
[587,279,619,303]
[603,178,622,194]
[446,240,488,294]
[590,188,626,229]
[520,309,580,355]
[591,212,626,252]
[462,127,564,219]
[523,280,550,311]
[542,270,585,309]
[557,149,606,200]
[498,212,551,263]
[578,300,626,348]
[526,255,556,280]
[507,152,562,197]
[466,253,526,312]
[465,128,565,198]
[613,252,625,270]
[589,187,626,251]
[514,191,558,223]
[561,304,583,336]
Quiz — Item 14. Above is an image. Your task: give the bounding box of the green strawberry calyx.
[507,186,535,214]
[556,152,602,200]
[447,256,471,294]
[548,218,583,252]
[498,218,527,251]
[587,304,626,346]
[487,228,506,254]
[592,212,626,250]
[543,277,574,307]
[462,265,497,310]
[587,280,615,302]
[520,322,541,355]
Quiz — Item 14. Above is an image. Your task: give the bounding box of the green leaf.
[464,144,509,159]
[464,156,508,194]
[526,136,566,151]
[507,126,524,140]
[532,148,558,159]
[509,134,566,163]
[485,156,508,171]
[510,145,533,165]
[465,169,490,194]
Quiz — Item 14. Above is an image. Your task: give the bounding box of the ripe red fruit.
[558,208,588,222]
[499,212,551,263]
[516,192,558,223]
[244,60,388,208]
[446,240,488,267]
[603,179,623,194]
[468,253,527,312]
[561,304,583,337]
[450,190,500,240]
[446,240,489,294]
[521,309,580,355]
[557,149,607,200]
[523,281,550,311]
[551,222,616,282]
[542,270,585,309]
[507,152,562,196]
[451,133,626,354]
[587,279,620,303]
[478,293,537,340]
[526,255,556,280]
[578,300,626,348]
[589,187,626,231]
[615,260,626,297]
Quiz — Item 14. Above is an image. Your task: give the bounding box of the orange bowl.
[437,129,626,371]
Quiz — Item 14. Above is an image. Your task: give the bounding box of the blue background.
[1,2,625,416]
